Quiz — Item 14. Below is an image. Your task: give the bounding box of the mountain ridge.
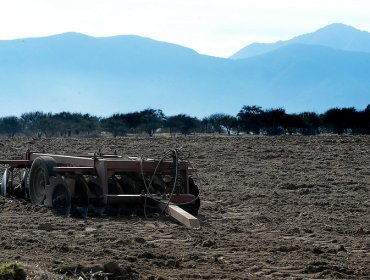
[230,23,370,59]
[0,24,370,117]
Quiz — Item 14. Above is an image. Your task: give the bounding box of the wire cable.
[139,148,202,219]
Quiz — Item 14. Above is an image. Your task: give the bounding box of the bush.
[0,262,26,280]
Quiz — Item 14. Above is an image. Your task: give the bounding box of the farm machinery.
[0,149,200,228]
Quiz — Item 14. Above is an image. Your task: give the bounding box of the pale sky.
[0,0,369,57]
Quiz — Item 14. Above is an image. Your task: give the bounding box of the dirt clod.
[202,239,215,247]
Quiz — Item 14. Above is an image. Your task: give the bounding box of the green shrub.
[0,262,26,280]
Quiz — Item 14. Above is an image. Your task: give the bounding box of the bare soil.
[0,135,369,279]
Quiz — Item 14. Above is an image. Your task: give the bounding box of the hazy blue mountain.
[231,23,370,59]
[0,33,237,117]
[0,30,369,117]
[233,44,370,111]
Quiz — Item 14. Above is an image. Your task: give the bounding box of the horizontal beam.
[105,194,144,204]
[0,160,32,168]
[167,194,195,204]
[28,153,95,167]
[53,166,96,175]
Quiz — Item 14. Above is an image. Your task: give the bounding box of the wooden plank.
[157,203,200,229]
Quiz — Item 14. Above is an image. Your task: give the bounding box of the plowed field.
[0,136,369,279]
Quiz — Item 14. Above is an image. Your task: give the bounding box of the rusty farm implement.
[0,149,200,228]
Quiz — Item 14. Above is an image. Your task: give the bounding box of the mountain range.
[0,23,369,117]
[230,23,370,59]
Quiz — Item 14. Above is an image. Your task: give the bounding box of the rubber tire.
[29,156,57,204]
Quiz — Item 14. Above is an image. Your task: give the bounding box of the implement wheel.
[52,180,71,216]
[29,156,56,204]
[182,177,200,216]
[87,179,105,216]
[70,176,89,218]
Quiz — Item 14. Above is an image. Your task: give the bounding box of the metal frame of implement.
[0,151,200,229]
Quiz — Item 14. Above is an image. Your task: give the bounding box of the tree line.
[0,105,369,138]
